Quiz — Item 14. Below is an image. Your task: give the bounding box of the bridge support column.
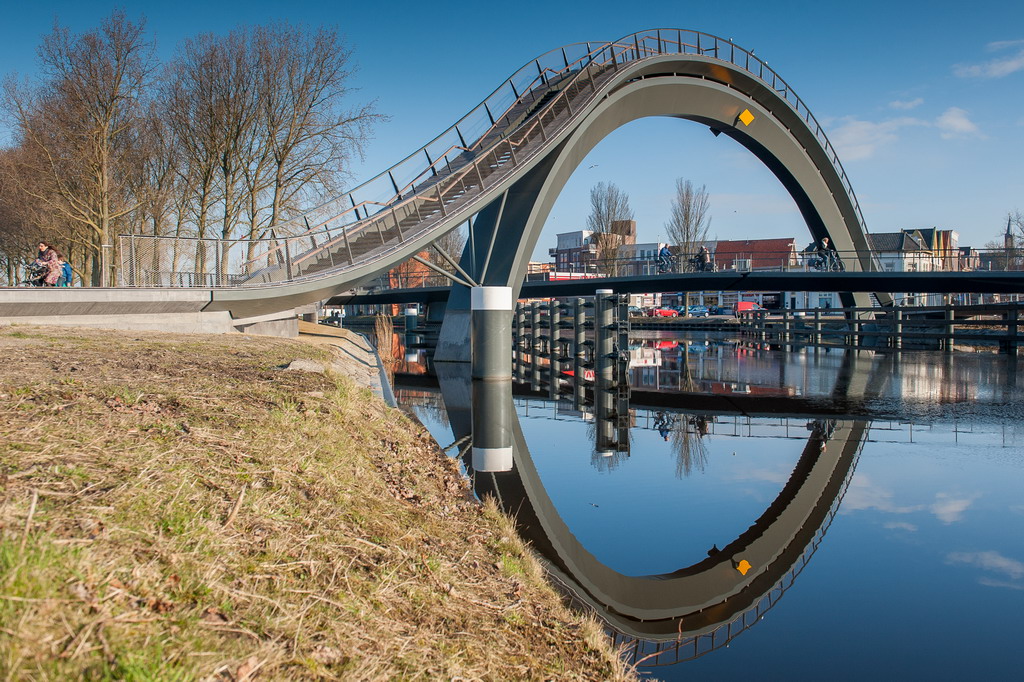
[573,298,587,408]
[471,379,513,473]
[944,305,954,352]
[549,302,561,399]
[595,290,615,386]
[471,286,512,381]
[594,290,617,456]
[530,301,542,390]
[1004,307,1019,355]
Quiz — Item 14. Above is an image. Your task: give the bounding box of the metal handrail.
[119,30,875,288]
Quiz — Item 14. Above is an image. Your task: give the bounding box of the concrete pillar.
[530,301,542,390]
[573,298,587,408]
[944,305,954,352]
[616,294,629,371]
[471,379,513,472]
[595,290,614,386]
[513,302,526,382]
[404,304,418,331]
[1005,307,1019,354]
[471,286,512,381]
[594,289,617,456]
[893,309,903,350]
[549,302,561,399]
[594,356,616,458]
[403,304,419,360]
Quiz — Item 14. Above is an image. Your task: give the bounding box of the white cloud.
[889,97,924,111]
[930,492,977,524]
[841,474,923,514]
[830,116,925,161]
[947,550,1024,580]
[987,39,1024,51]
[953,40,1024,79]
[883,521,918,532]
[978,578,1024,591]
[733,467,791,485]
[830,107,982,160]
[935,107,982,139]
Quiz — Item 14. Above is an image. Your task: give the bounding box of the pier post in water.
[471,379,513,472]
[470,286,512,381]
[530,301,542,389]
[573,298,586,407]
[595,290,615,386]
[594,290,617,455]
[549,301,561,398]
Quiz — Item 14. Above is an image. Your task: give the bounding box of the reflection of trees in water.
[394,390,451,432]
[672,416,709,478]
[586,418,630,472]
[679,350,696,392]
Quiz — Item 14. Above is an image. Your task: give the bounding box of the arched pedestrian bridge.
[50,29,883,333]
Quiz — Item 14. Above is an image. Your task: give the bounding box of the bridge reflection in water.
[394,349,878,667]
[393,339,1024,675]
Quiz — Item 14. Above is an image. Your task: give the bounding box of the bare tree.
[2,11,155,285]
[165,22,381,275]
[253,23,379,234]
[1,16,381,287]
[665,179,712,309]
[665,178,712,255]
[586,181,634,275]
[0,148,48,284]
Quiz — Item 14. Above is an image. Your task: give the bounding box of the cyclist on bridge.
[658,245,674,274]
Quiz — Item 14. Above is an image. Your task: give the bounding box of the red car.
[649,307,679,317]
[734,301,765,316]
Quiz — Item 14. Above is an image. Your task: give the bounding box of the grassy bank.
[0,326,634,680]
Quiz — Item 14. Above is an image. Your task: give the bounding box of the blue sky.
[2,0,1021,256]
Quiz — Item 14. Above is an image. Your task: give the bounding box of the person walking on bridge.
[697,245,712,272]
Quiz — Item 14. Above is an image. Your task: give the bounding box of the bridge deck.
[334,271,1024,306]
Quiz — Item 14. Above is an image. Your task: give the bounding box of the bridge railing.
[118,30,919,288]
[348,247,1024,295]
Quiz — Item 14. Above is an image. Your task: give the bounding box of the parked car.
[627,305,644,316]
[687,305,710,317]
[734,301,765,316]
[649,307,680,317]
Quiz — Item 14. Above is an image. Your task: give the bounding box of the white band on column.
[472,446,513,472]
[471,286,513,311]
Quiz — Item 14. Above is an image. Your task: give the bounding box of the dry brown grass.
[0,326,635,681]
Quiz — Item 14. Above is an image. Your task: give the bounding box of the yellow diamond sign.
[735,559,752,575]
[738,109,755,126]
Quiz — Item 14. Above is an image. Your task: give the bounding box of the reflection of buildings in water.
[624,339,1020,406]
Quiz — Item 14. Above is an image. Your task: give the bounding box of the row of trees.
[0,11,380,285]
[585,178,712,274]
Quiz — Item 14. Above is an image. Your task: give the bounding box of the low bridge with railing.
[4,29,1021,339]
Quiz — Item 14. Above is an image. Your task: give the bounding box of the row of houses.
[537,224,1021,308]
[548,224,976,274]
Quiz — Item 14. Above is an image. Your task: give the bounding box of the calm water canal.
[395,335,1023,680]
